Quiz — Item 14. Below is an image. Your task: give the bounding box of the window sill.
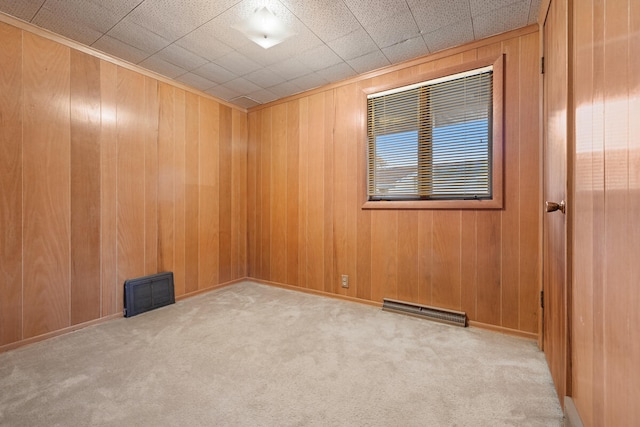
[362,198,503,210]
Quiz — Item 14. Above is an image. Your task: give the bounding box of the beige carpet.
[0,281,563,426]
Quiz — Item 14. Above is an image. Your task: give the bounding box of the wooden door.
[542,0,570,404]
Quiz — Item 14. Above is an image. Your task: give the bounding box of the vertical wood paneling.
[218,105,232,284]
[22,33,71,337]
[144,77,159,276]
[0,21,248,350]
[417,212,433,306]
[333,87,349,295]
[518,31,540,333]
[501,37,521,330]
[259,109,271,280]
[158,83,175,274]
[0,22,23,345]
[323,92,335,293]
[70,50,101,325]
[247,112,258,279]
[431,212,461,310]
[460,212,477,318]
[286,101,299,285]
[270,103,288,284]
[116,68,146,312]
[232,108,248,279]
[198,98,219,289]
[173,89,186,295]
[184,92,200,294]
[602,0,630,422]
[306,93,325,291]
[371,211,397,302]
[476,212,501,325]
[298,100,309,287]
[397,212,419,302]
[100,61,117,316]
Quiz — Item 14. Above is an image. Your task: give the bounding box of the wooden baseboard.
[175,278,246,301]
[0,313,121,354]
[467,321,539,340]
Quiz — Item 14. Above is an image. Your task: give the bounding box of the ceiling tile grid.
[0,0,541,107]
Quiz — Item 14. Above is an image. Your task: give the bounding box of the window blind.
[367,66,493,201]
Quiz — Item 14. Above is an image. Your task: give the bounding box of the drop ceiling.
[0,0,541,108]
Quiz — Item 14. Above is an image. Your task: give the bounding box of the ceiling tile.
[222,77,262,94]
[155,44,209,71]
[268,57,313,80]
[267,81,303,98]
[0,0,45,21]
[347,50,390,74]
[247,89,279,104]
[290,72,328,91]
[206,84,241,101]
[280,0,361,42]
[139,55,188,79]
[127,0,240,42]
[216,51,262,76]
[91,35,150,64]
[472,0,530,40]
[343,0,409,27]
[327,28,379,61]
[528,0,542,24]
[244,68,285,88]
[32,6,103,45]
[176,72,217,91]
[422,18,474,53]
[315,62,357,82]
[382,36,429,64]
[107,19,172,55]
[364,9,421,49]
[175,27,235,62]
[295,45,343,71]
[230,96,262,109]
[192,62,237,85]
[469,0,520,16]
[407,0,470,34]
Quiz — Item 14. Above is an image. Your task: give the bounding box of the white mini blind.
[367,66,493,200]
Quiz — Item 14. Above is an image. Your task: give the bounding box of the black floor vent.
[382,299,467,327]
[124,272,175,318]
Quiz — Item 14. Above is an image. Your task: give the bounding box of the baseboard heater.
[124,272,175,318]
[382,299,467,327]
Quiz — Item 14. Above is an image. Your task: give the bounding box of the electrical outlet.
[341,274,349,288]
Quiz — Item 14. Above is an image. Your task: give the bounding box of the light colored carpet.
[0,281,563,426]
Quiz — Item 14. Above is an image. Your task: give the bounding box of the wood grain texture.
[70,50,101,325]
[0,22,23,345]
[116,67,147,312]
[198,98,220,289]
[158,83,176,274]
[1,20,247,349]
[270,103,288,284]
[246,29,542,333]
[22,32,71,338]
[100,60,118,317]
[286,101,299,286]
[144,77,159,276]
[173,89,187,296]
[184,92,200,294]
[218,105,232,284]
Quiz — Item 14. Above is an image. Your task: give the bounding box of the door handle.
[545,200,566,214]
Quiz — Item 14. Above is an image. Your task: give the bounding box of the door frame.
[539,0,574,402]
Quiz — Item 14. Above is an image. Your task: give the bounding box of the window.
[364,56,503,209]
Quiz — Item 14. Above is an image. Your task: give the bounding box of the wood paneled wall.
[0,21,247,350]
[572,0,640,424]
[247,27,541,335]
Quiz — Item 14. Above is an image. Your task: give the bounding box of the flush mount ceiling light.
[233,6,294,49]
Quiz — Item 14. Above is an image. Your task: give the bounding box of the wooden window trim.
[362,55,504,210]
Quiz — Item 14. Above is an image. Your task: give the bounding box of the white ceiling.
[0,0,541,108]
